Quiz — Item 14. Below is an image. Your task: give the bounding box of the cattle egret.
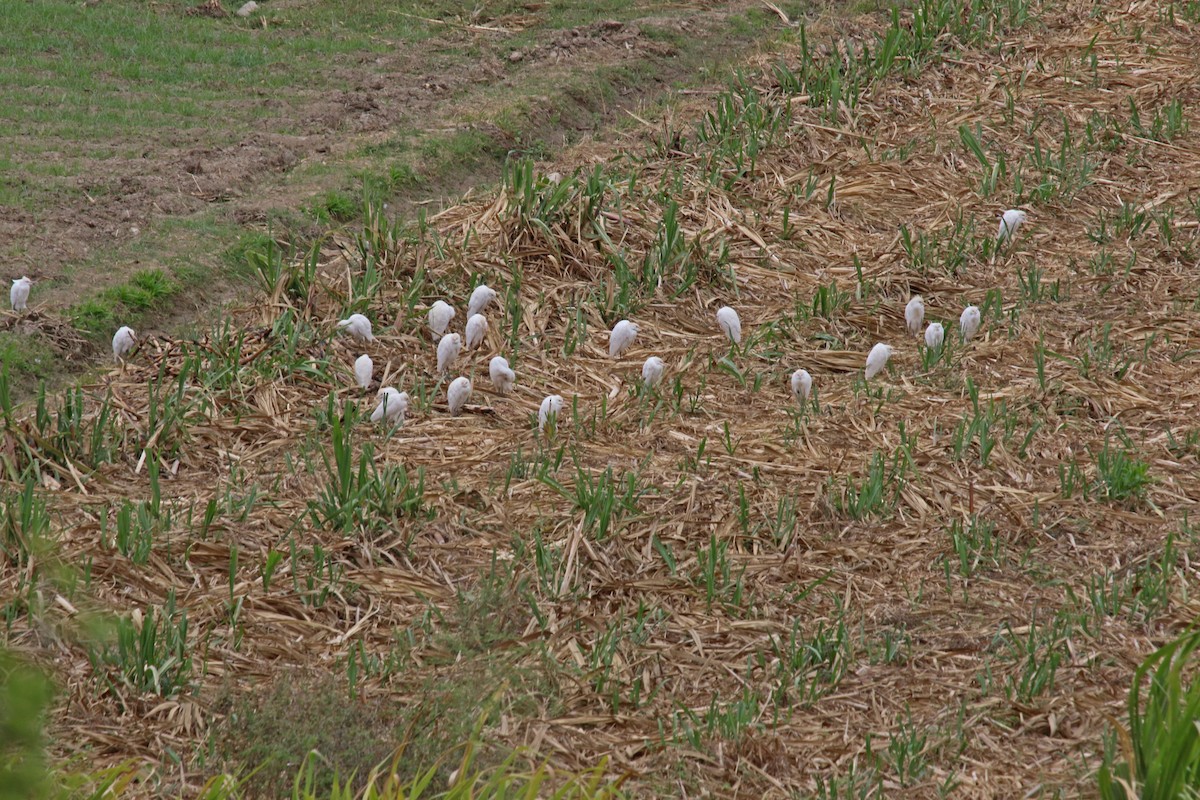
[865,343,893,380]
[112,326,136,362]
[436,333,461,374]
[465,313,488,349]
[10,277,31,312]
[354,354,373,389]
[960,305,981,341]
[609,319,639,358]
[925,322,945,350]
[791,369,812,403]
[467,284,498,318]
[371,387,408,425]
[447,377,472,416]
[641,356,665,388]
[539,394,564,433]
[336,313,374,342]
[489,356,515,394]
[905,295,924,335]
[716,306,741,344]
[427,300,455,340]
[997,209,1027,243]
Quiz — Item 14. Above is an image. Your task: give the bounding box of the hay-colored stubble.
[10,1,1200,797]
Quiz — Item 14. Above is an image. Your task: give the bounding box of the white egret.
[925,322,945,350]
[370,387,408,425]
[960,305,981,341]
[790,368,812,404]
[716,306,741,344]
[427,300,455,340]
[436,333,461,375]
[865,343,893,380]
[112,326,137,362]
[641,356,665,388]
[10,277,31,312]
[465,313,488,350]
[354,354,373,389]
[447,376,472,416]
[539,394,564,433]
[905,295,924,335]
[489,356,515,394]
[467,284,498,318]
[336,313,374,342]
[609,319,639,358]
[997,209,1027,243]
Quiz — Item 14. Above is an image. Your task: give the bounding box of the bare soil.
[6,3,767,294]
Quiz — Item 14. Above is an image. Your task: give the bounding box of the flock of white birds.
[330,208,1026,434]
[6,208,1027,438]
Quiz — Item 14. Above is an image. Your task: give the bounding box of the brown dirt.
[10,0,1200,798]
[6,3,767,303]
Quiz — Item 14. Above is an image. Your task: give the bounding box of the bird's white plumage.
[790,368,812,403]
[370,387,408,425]
[539,394,564,432]
[10,277,31,312]
[716,306,741,344]
[447,377,472,416]
[427,301,455,340]
[609,320,639,358]
[436,333,461,374]
[465,313,488,349]
[112,326,136,362]
[354,354,373,389]
[925,322,945,350]
[997,209,1027,243]
[467,284,498,318]
[489,356,515,394]
[865,343,893,380]
[960,305,981,341]
[641,356,665,388]
[905,295,924,335]
[336,313,374,342]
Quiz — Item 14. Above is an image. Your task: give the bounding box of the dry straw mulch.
[5,0,1200,796]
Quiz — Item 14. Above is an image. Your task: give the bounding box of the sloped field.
[5,0,1200,796]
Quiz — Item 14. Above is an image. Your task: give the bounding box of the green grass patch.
[0,334,58,383]
[0,649,55,799]
[1099,630,1200,799]
[303,189,359,224]
[68,269,179,337]
[1094,440,1153,505]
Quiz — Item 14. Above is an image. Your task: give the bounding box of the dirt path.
[0,0,797,394]
[6,0,782,296]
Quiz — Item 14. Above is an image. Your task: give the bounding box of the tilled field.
[5,0,1200,796]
